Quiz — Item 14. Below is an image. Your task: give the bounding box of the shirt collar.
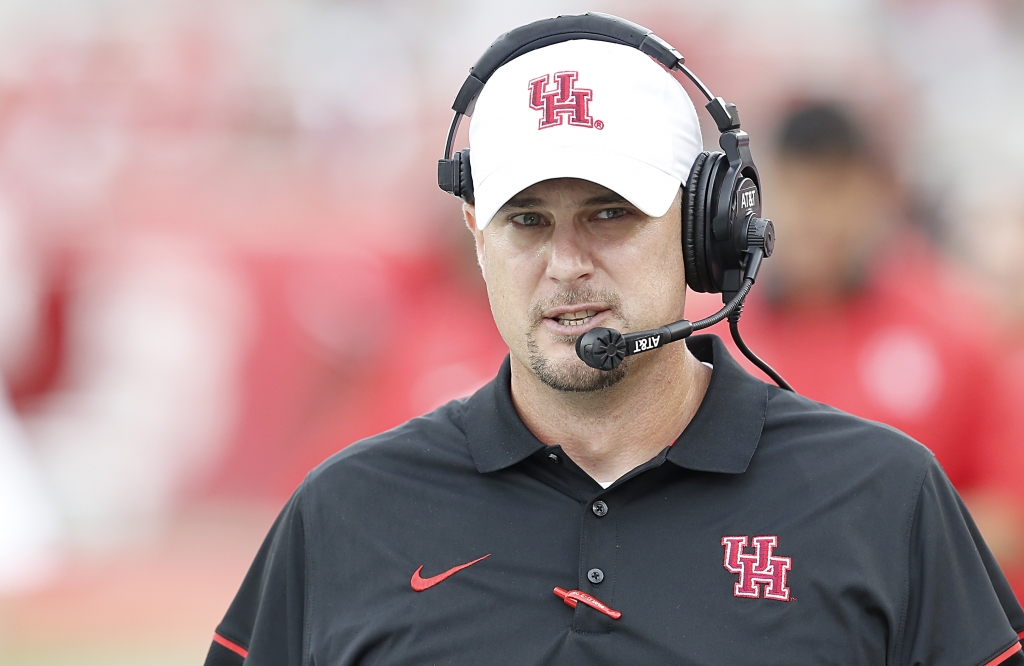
[463,334,768,475]
[464,356,546,473]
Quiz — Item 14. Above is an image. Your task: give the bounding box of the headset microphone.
[576,214,773,371]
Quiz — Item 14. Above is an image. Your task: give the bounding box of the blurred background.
[1,0,1023,663]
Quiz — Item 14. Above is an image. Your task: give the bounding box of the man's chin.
[523,319,635,392]
[527,349,629,393]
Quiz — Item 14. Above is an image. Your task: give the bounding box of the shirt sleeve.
[899,459,1024,666]
[204,483,308,666]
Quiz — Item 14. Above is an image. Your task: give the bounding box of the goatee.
[526,288,630,392]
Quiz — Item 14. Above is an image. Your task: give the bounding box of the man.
[686,102,1024,601]
[206,19,1024,665]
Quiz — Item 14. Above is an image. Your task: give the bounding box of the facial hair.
[525,287,631,392]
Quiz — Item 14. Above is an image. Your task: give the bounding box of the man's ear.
[462,203,486,281]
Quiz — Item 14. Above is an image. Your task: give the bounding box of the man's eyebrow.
[581,194,631,207]
[496,193,631,214]
[497,196,544,213]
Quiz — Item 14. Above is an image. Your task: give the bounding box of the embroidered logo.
[528,71,602,130]
[721,535,792,601]
[410,554,490,592]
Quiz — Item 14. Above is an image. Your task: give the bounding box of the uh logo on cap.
[528,71,604,130]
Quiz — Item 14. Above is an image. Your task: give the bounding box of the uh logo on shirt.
[721,535,793,602]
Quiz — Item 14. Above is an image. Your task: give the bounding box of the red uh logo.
[722,535,793,601]
[528,71,601,130]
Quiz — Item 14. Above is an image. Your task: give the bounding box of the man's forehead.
[498,178,630,213]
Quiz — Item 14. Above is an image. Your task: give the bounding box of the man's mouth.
[554,309,599,327]
[539,299,616,336]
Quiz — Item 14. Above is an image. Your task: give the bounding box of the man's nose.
[545,222,594,285]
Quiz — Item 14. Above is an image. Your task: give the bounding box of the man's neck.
[509,345,712,486]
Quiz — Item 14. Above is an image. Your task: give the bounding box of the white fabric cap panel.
[469,39,702,229]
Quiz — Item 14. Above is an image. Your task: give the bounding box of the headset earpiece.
[682,129,763,296]
[439,148,475,203]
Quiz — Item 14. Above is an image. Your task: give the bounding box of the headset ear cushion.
[684,151,712,293]
[459,148,474,204]
[693,152,723,294]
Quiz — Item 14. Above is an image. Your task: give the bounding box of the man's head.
[466,178,686,392]
[461,39,702,392]
[762,102,897,303]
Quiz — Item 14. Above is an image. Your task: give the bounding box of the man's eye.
[594,208,628,220]
[510,212,546,227]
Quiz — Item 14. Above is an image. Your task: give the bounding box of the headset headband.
[441,12,741,162]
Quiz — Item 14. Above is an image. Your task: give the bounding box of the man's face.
[466,178,686,392]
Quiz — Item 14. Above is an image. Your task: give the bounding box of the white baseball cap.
[468,39,703,230]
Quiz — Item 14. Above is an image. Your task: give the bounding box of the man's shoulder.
[303,397,476,493]
[748,387,945,561]
[761,384,937,478]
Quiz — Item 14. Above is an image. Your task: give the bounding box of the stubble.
[525,288,631,392]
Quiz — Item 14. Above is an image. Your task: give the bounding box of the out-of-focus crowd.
[1,0,1024,643]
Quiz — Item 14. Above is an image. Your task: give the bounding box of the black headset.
[437,12,792,390]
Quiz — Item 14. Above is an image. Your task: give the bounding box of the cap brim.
[473,147,682,230]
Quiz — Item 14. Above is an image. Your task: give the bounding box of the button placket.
[574,494,618,633]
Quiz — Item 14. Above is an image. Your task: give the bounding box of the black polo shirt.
[206,335,1024,666]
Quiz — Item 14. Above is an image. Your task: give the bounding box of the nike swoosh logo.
[410,554,491,592]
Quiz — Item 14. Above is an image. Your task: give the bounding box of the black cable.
[689,278,753,333]
[727,303,794,392]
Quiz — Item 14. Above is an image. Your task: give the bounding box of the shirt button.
[548,453,561,464]
[587,568,605,584]
[592,500,608,517]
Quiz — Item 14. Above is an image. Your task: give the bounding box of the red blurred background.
[2,1,1024,663]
